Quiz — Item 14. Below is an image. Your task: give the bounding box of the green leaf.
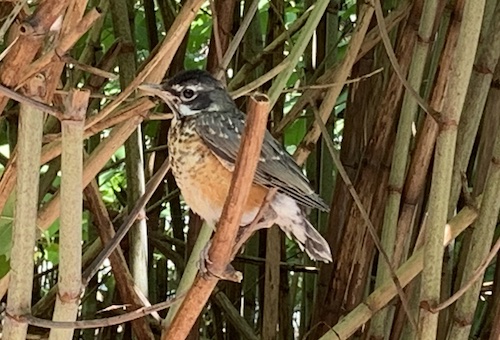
[0,192,15,259]
[0,255,10,278]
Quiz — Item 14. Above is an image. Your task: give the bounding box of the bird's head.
[139,70,234,120]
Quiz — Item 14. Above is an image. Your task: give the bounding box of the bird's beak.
[139,83,181,119]
[138,83,174,103]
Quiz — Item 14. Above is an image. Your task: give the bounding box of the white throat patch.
[178,103,200,116]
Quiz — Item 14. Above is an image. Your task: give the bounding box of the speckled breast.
[167,118,210,180]
[167,117,267,226]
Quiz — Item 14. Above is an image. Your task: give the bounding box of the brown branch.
[0,83,63,119]
[162,93,270,339]
[81,158,171,285]
[83,180,156,338]
[16,7,103,88]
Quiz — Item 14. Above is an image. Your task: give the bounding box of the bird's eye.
[181,88,195,100]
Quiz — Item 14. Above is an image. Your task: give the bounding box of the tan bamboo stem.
[319,204,478,339]
[369,0,438,336]
[3,76,46,340]
[418,1,485,337]
[49,89,89,340]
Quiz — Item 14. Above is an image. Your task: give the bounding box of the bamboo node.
[439,117,458,131]
[419,300,437,313]
[22,73,46,99]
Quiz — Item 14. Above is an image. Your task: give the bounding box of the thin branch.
[14,294,185,329]
[281,68,383,93]
[430,235,500,313]
[373,0,439,122]
[82,158,171,286]
[214,0,260,79]
[0,83,63,119]
[62,55,119,80]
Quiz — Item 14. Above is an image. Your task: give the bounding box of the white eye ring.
[181,88,196,101]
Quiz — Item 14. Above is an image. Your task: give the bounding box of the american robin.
[139,70,332,263]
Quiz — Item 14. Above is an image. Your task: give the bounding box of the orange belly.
[169,123,268,226]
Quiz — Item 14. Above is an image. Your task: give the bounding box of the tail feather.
[271,193,332,262]
[279,218,332,263]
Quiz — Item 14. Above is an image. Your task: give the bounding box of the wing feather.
[194,111,329,211]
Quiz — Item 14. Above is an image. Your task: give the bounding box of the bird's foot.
[198,240,243,283]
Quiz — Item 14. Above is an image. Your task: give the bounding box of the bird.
[139,70,332,263]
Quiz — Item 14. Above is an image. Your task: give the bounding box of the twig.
[62,55,119,80]
[14,294,185,329]
[373,0,439,122]
[0,83,63,119]
[230,61,290,99]
[280,68,383,93]
[310,102,418,332]
[81,158,171,286]
[214,0,260,79]
[430,236,500,313]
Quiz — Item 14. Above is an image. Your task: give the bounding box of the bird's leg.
[198,240,243,283]
[232,206,278,258]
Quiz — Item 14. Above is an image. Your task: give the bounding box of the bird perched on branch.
[139,70,332,263]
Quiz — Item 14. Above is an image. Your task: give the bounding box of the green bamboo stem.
[449,0,500,210]
[163,223,213,327]
[319,204,478,340]
[49,89,89,340]
[267,0,331,107]
[447,117,500,338]
[294,2,375,165]
[3,77,45,340]
[369,0,438,337]
[110,0,149,301]
[418,1,486,338]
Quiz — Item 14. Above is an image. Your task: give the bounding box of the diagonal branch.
[161,93,270,339]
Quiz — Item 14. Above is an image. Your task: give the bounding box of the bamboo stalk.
[319,204,478,340]
[418,1,486,337]
[449,0,500,209]
[49,89,89,340]
[369,0,438,336]
[294,2,374,165]
[3,76,46,340]
[267,0,331,107]
[447,122,500,338]
[110,0,149,301]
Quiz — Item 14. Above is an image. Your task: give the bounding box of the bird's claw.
[198,241,243,283]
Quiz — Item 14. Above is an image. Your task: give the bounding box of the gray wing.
[194,111,329,211]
